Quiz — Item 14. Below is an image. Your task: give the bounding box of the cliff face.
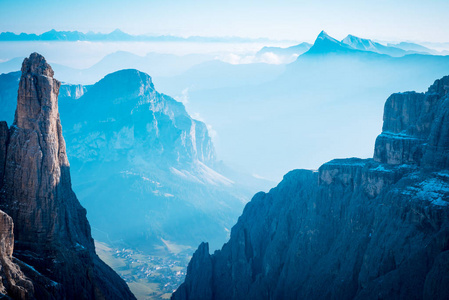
[56,68,247,252]
[62,68,216,166]
[173,76,449,300]
[374,75,449,168]
[0,53,135,299]
[0,210,34,299]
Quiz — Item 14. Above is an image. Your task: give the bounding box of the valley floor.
[95,241,190,300]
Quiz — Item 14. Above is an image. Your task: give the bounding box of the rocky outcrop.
[374,76,449,168]
[0,53,135,299]
[173,76,449,300]
[0,210,34,299]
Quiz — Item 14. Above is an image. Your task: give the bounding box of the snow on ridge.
[402,177,449,207]
[170,162,234,187]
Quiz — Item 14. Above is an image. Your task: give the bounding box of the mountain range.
[162,30,449,181]
[0,29,283,43]
[1,30,449,298]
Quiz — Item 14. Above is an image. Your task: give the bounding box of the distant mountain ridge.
[0,29,288,43]
[341,34,410,56]
[171,30,449,181]
[255,42,312,63]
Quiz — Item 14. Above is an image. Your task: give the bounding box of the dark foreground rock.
[172,76,449,300]
[0,209,34,299]
[0,53,135,299]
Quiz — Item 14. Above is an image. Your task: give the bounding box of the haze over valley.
[1,1,449,299]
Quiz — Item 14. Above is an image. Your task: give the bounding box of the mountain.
[162,30,449,181]
[0,29,285,43]
[172,75,449,300]
[255,42,312,63]
[0,66,271,297]
[341,34,412,56]
[155,60,286,95]
[0,66,273,296]
[57,68,255,253]
[0,53,135,299]
[306,30,356,54]
[60,51,214,84]
[0,57,24,74]
[387,42,442,55]
[0,51,215,85]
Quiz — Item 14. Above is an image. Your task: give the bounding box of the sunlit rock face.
[62,68,216,166]
[0,53,135,300]
[173,76,449,300]
[58,68,247,252]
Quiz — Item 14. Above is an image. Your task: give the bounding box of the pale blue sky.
[0,0,448,42]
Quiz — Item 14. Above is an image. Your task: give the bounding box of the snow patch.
[170,162,234,186]
[403,177,449,206]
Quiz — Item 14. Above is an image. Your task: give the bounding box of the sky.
[0,0,449,43]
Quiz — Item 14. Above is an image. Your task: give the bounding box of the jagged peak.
[342,34,374,45]
[316,30,335,41]
[342,34,365,40]
[304,31,355,55]
[21,52,54,78]
[313,30,346,46]
[342,34,359,42]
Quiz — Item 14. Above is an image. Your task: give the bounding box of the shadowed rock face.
[172,76,449,300]
[0,210,34,299]
[374,76,449,168]
[0,53,135,299]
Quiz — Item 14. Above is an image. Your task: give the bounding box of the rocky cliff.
[172,76,449,300]
[0,209,34,299]
[0,53,135,299]
[56,68,249,253]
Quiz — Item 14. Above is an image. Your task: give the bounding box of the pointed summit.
[0,53,136,299]
[316,30,336,42]
[20,52,54,77]
[305,30,355,55]
[15,52,59,131]
[111,28,125,34]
